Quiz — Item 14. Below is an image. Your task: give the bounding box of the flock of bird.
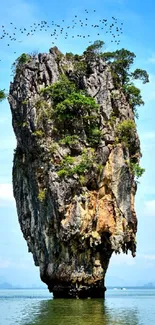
[0,9,124,62]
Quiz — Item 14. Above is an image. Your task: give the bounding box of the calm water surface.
[0,288,155,325]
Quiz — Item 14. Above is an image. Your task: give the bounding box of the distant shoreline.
[0,286,155,290]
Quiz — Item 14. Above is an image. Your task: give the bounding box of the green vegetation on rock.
[64,42,149,118]
[59,135,79,146]
[12,53,31,75]
[101,47,149,116]
[126,160,145,182]
[40,75,76,106]
[41,74,101,145]
[57,149,94,180]
[65,52,75,61]
[38,188,47,202]
[0,89,6,102]
[83,40,105,61]
[122,84,144,118]
[116,119,136,149]
[15,41,148,183]
[130,162,145,180]
[32,130,45,137]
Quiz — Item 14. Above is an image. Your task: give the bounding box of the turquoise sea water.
[0,288,155,325]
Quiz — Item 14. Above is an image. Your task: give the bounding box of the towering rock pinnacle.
[9,46,141,298]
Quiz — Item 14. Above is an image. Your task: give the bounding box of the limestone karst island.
[7,41,148,298]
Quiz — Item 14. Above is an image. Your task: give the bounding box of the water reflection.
[23,298,139,325]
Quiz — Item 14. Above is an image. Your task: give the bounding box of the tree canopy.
[9,41,149,119]
[82,41,149,117]
[83,40,105,61]
[93,44,149,116]
[101,48,149,85]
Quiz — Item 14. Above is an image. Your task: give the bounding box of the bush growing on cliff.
[130,162,145,179]
[40,75,76,106]
[83,40,105,74]
[59,135,79,146]
[101,49,148,85]
[122,83,144,117]
[83,40,104,61]
[0,89,6,102]
[12,53,31,75]
[41,75,101,145]
[57,149,94,179]
[101,47,149,116]
[131,69,149,84]
[65,52,74,61]
[54,92,99,121]
[60,155,75,166]
[88,43,149,109]
[86,127,102,145]
[126,161,145,182]
[32,130,45,137]
[73,61,87,76]
[54,92,100,142]
[116,120,136,148]
[38,188,47,202]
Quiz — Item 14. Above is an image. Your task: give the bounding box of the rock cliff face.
[9,47,141,298]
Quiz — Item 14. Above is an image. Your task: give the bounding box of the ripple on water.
[0,289,155,325]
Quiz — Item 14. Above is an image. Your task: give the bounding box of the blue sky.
[0,0,155,287]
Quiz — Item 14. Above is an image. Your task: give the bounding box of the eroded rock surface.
[9,47,140,298]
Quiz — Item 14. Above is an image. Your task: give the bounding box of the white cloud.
[143,200,155,217]
[0,183,15,206]
[143,254,155,261]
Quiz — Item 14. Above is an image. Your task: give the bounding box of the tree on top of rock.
[83,40,105,61]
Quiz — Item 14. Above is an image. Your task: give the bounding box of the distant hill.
[143,282,155,288]
[0,282,13,289]
[0,280,46,289]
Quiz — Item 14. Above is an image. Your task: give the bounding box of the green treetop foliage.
[131,69,149,84]
[55,91,99,117]
[40,75,76,107]
[99,46,149,116]
[0,89,6,102]
[41,75,101,145]
[12,53,31,75]
[129,162,145,182]
[83,40,105,61]
[84,40,104,55]
[62,41,148,118]
[54,91,100,140]
[101,48,149,86]
[102,48,136,85]
[116,119,136,151]
[122,83,144,115]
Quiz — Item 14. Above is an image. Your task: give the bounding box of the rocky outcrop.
[9,47,141,298]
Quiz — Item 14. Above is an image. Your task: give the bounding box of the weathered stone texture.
[9,47,140,298]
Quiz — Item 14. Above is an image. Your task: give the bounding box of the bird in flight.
[0,9,123,62]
